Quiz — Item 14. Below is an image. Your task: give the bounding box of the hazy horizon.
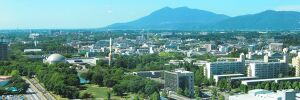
[1,0,300,29]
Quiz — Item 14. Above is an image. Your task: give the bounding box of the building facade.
[248,62,288,78]
[269,43,283,52]
[164,69,194,97]
[205,61,246,79]
[292,52,300,76]
[0,42,8,60]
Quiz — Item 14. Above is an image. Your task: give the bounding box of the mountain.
[104,7,300,30]
[105,7,230,30]
[214,10,300,30]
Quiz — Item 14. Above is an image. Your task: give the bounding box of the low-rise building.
[213,74,244,83]
[241,77,300,86]
[229,89,296,100]
[132,71,161,78]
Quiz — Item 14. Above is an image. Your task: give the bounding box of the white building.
[229,89,296,100]
[292,52,300,76]
[204,53,246,79]
[241,77,300,86]
[23,49,42,53]
[43,54,66,64]
[269,43,283,52]
[213,74,244,83]
[248,54,288,79]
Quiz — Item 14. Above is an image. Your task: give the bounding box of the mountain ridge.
[104,7,300,30]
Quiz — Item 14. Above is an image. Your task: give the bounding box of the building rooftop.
[242,77,300,83]
[213,74,244,77]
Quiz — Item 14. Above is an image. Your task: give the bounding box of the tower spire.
[108,37,112,66]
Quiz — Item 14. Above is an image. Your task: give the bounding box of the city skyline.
[0,0,300,29]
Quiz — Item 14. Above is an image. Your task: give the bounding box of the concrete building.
[241,77,300,86]
[164,69,194,97]
[292,52,300,76]
[66,57,99,66]
[248,62,288,78]
[213,74,244,83]
[0,41,8,60]
[269,43,283,52]
[204,53,246,79]
[229,89,296,100]
[248,54,288,79]
[203,44,212,52]
[133,71,161,78]
[23,49,42,53]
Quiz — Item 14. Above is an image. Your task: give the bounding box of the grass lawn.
[81,84,111,98]
[80,84,134,100]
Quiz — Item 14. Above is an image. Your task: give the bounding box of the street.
[22,77,56,100]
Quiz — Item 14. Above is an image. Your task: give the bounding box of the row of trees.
[112,75,160,97]
[80,62,161,99]
[36,63,80,98]
[249,81,300,92]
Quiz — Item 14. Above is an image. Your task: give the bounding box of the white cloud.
[276,5,300,11]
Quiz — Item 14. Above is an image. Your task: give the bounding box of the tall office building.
[292,52,300,76]
[0,41,8,60]
[164,69,194,97]
[204,53,246,79]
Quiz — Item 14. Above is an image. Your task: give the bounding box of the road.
[24,88,40,100]
[22,77,56,100]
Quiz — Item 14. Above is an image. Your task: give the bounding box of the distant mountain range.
[104,7,300,30]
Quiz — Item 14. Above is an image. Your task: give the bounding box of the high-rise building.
[0,41,8,60]
[292,52,300,76]
[164,69,194,97]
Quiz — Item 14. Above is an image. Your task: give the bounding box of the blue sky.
[0,0,300,29]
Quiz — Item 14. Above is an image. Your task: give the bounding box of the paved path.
[22,77,56,100]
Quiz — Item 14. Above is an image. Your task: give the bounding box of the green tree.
[113,84,126,96]
[278,82,284,90]
[176,88,184,95]
[150,92,160,100]
[256,84,262,89]
[196,97,202,100]
[194,87,200,98]
[106,91,111,100]
[211,88,218,100]
[133,95,140,100]
[285,81,292,89]
[219,94,225,100]
[292,82,298,89]
[161,90,168,97]
[79,92,93,99]
[10,70,20,76]
[271,82,277,92]
[264,82,270,90]
[184,88,190,97]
